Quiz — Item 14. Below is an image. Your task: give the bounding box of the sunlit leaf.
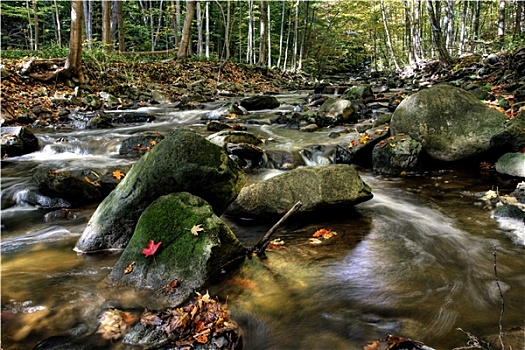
[112,169,125,180]
[191,224,205,236]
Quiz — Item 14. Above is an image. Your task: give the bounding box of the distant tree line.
[1,0,524,75]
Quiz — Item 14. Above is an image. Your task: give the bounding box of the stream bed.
[1,92,524,349]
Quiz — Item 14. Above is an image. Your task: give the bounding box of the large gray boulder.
[75,129,245,253]
[495,152,525,178]
[225,164,373,220]
[108,192,246,307]
[390,84,513,161]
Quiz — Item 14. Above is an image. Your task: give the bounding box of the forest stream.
[1,91,524,350]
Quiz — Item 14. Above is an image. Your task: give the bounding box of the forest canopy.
[1,0,524,75]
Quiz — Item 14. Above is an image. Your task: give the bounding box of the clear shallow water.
[1,94,524,349]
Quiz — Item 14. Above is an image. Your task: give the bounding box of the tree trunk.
[177,0,196,59]
[258,0,267,66]
[221,0,231,66]
[116,0,125,51]
[25,0,34,50]
[102,0,112,51]
[32,0,39,50]
[267,1,271,67]
[53,0,62,46]
[458,1,468,56]
[425,0,453,66]
[83,0,92,49]
[514,1,522,37]
[445,0,454,55]
[291,0,300,71]
[298,0,309,71]
[66,0,84,80]
[247,0,254,64]
[196,1,203,56]
[380,0,400,70]
[498,0,506,38]
[277,0,285,69]
[205,1,210,59]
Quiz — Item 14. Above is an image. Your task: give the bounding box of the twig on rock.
[249,201,303,258]
[493,245,505,350]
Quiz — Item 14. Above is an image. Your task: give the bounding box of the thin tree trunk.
[267,1,271,67]
[298,0,309,71]
[277,0,285,68]
[176,0,182,45]
[291,0,300,72]
[258,0,267,66]
[116,0,125,51]
[380,0,400,70]
[83,0,92,49]
[26,0,34,50]
[102,0,112,51]
[425,0,453,65]
[205,1,210,59]
[152,0,164,50]
[458,1,468,56]
[247,0,254,64]
[178,0,196,59]
[221,0,231,65]
[445,0,454,55]
[283,9,292,70]
[403,0,413,64]
[498,0,505,38]
[196,1,203,56]
[32,0,39,50]
[514,1,522,37]
[53,0,62,46]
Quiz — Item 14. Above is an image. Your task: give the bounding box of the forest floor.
[1,48,524,127]
[0,59,310,126]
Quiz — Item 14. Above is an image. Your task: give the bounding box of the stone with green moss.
[75,128,245,253]
[391,84,511,162]
[108,192,246,307]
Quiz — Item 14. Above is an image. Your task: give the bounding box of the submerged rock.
[225,164,373,220]
[75,129,245,253]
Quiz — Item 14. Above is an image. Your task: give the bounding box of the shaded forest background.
[1,0,525,77]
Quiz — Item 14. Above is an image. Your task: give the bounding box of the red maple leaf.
[142,240,161,265]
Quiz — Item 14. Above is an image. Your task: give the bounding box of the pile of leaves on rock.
[139,291,240,349]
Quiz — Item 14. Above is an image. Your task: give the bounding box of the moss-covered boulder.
[225,164,373,220]
[75,129,245,253]
[108,192,246,306]
[390,84,512,161]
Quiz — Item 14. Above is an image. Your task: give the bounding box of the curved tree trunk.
[425,0,453,66]
[177,0,196,60]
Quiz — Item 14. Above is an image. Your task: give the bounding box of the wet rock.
[98,91,120,108]
[495,152,525,178]
[343,84,374,100]
[75,129,245,252]
[492,204,525,221]
[225,164,373,220]
[391,84,511,162]
[225,143,267,169]
[82,94,103,110]
[372,134,423,176]
[16,188,71,208]
[240,95,280,110]
[32,168,107,206]
[318,98,356,124]
[202,103,246,121]
[108,192,246,308]
[44,209,77,223]
[110,111,156,124]
[0,126,40,158]
[207,130,262,148]
[119,133,165,157]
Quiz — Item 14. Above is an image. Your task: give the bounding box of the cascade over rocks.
[225,164,373,220]
[108,192,246,307]
[390,84,515,162]
[74,129,245,253]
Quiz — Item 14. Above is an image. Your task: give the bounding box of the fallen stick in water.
[249,201,303,258]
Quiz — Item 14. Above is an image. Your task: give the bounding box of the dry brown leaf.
[112,169,125,180]
[191,224,205,236]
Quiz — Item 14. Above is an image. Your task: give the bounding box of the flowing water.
[1,92,524,350]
